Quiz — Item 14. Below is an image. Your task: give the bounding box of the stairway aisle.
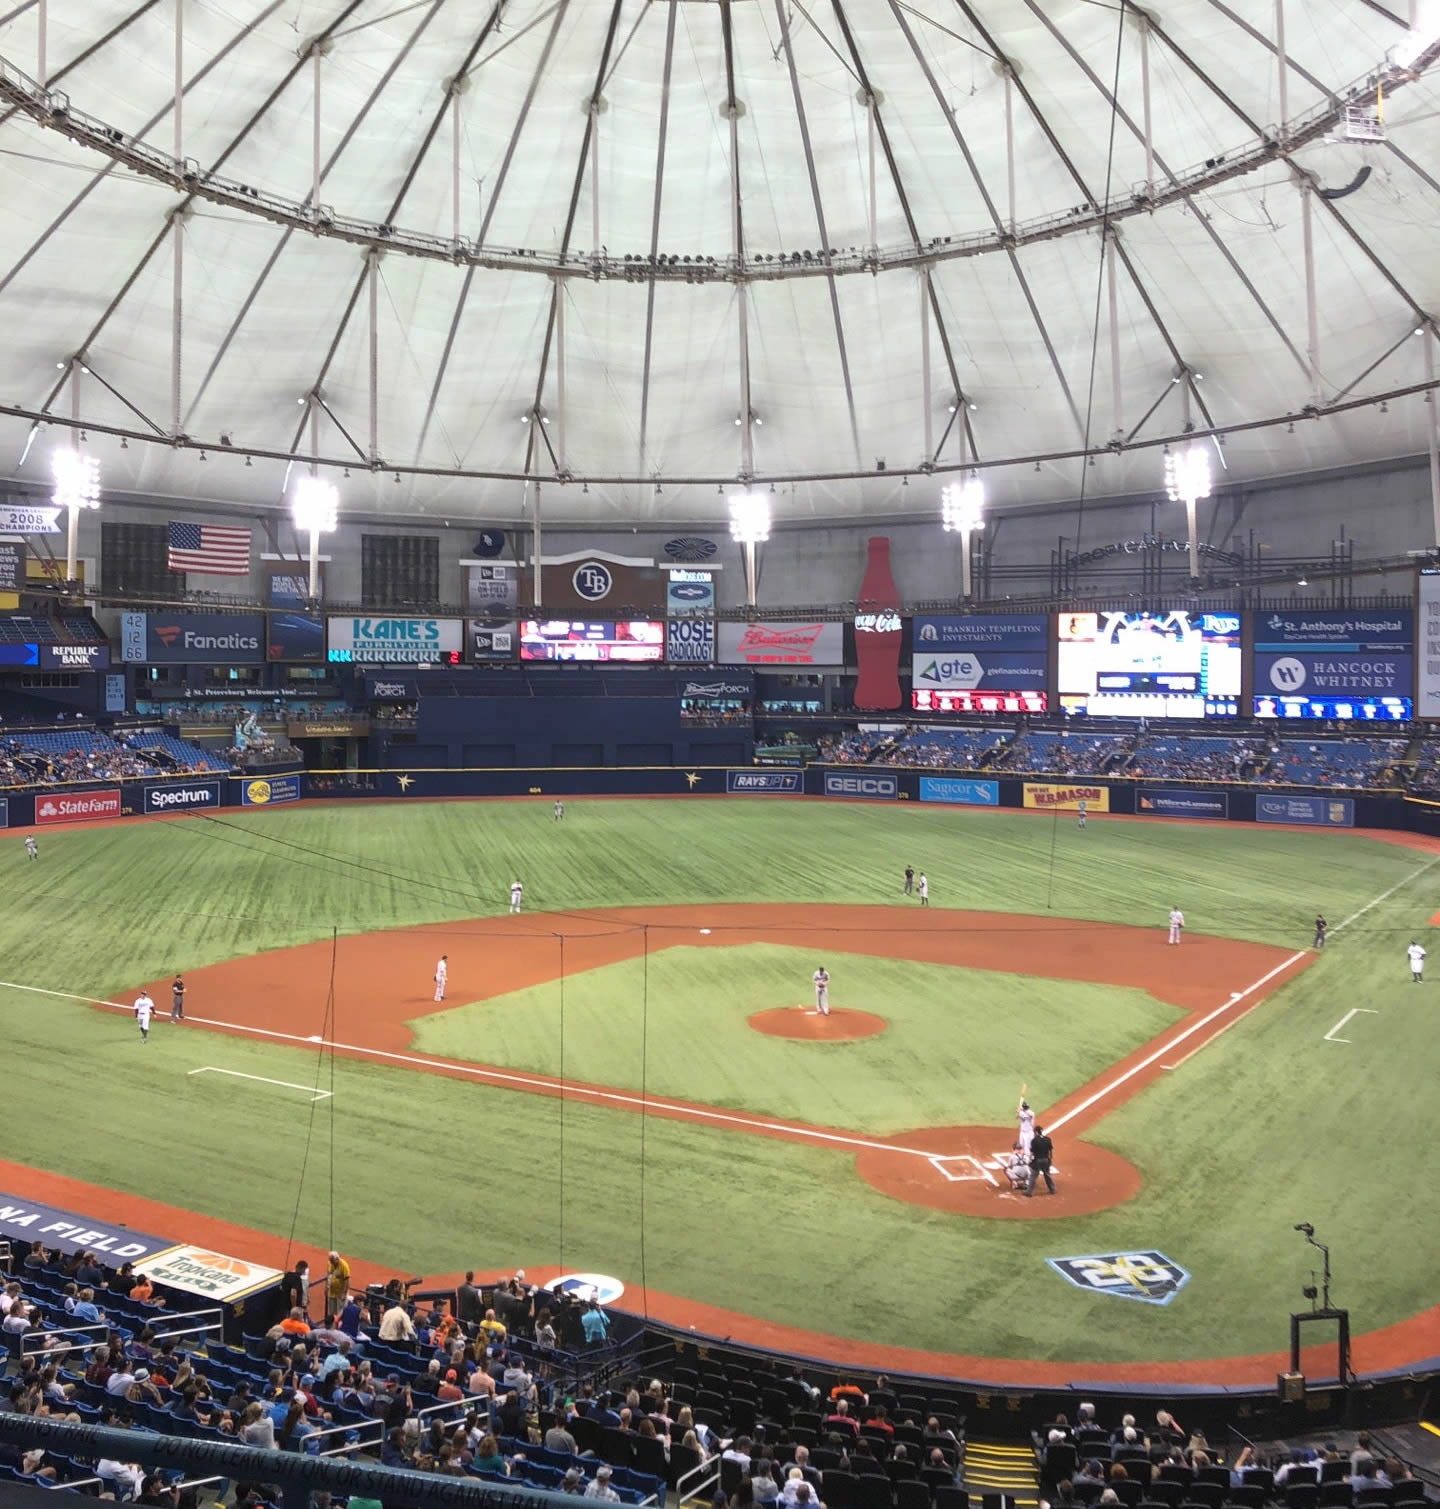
[963,1438,1043,1508]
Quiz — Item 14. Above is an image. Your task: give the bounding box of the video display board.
[1057,610,1240,718]
[519,620,664,662]
[1251,609,1412,721]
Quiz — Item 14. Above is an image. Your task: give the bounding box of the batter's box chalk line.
[927,1153,998,1186]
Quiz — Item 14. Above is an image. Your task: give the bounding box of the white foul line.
[0,979,945,1163]
[1323,1008,1377,1044]
[1050,851,1440,1127]
[188,1065,332,1101]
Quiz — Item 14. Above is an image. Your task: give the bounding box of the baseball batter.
[1016,1092,1035,1157]
[1408,940,1426,981]
[509,878,524,914]
[434,954,448,1002]
[1167,906,1185,945]
[134,992,154,1043]
[812,966,831,1017]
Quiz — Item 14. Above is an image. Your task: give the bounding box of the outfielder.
[1076,800,1087,830]
[1408,939,1426,982]
[812,965,831,1017]
[1016,1091,1035,1158]
[509,878,523,914]
[134,992,154,1043]
[24,837,37,860]
[434,954,448,1002]
[1167,906,1185,945]
[553,800,565,821]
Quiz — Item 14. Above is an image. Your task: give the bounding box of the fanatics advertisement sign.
[126,613,266,665]
[719,620,844,666]
[35,788,121,824]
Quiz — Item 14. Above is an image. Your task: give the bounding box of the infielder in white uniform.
[917,872,929,907]
[1167,906,1185,945]
[134,992,154,1043]
[812,966,830,1016]
[1016,1094,1035,1158]
[509,878,523,914]
[1407,940,1426,981]
[434,954,448,1002]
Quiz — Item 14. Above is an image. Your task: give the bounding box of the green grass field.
[1,797,1435,1367]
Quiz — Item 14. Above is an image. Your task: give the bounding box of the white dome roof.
[0,0,1436,523]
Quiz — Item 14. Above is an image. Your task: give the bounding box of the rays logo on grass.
[1047,1251,1190,1306]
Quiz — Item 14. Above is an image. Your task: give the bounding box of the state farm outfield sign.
[35,789,121,824]
[327,616,463,663]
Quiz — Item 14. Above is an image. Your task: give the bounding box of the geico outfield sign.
[823,771,897,799]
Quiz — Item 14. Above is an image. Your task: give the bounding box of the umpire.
[1027,1126,1055,1196]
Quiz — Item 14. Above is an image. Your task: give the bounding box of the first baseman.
[1408,940,1426,981]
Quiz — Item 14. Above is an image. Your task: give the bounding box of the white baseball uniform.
[509,881,523,914]
[1077,801,1087,829]
[434,958,447,1002]
[134,994,153,1040]
[1408,942,1426,980]
[918,875,929,905]
[1017,1100,1035,1157]
[24,837,37,859]
[812,969,830,1016]
[1168,908,1185,945]
[553,801,564,821]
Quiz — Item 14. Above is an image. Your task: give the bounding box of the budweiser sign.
[720,620,843,666]
[35,789,122,825]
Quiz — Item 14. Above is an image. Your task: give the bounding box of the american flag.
[167,520,252,576]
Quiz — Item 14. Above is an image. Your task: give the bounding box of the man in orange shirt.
[128,1275,154,1303]
[279,1308,312,1338]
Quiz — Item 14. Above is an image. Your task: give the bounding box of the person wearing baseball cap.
[437,1368,465,1403]
[586,1465,620,1501]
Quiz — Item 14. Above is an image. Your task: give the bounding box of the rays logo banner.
[1047,1251,1190,1306]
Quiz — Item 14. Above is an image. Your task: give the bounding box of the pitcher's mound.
[748,1007,888,1041]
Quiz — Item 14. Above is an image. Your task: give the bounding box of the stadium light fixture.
[52,447,101,584]
[729,490,770,606]
[1163,442,1211,582]
[291,474,339,603]
[940,474,985,599]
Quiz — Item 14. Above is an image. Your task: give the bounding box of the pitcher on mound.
[812,965,831,1016]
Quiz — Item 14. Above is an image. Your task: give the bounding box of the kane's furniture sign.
[35,789,121,824]
[327,616,463,664]
[0,1193,173,1261]
[1256,794,1354,827]
[1022,783,1110,812]
[719,620,843,666]
[727,771,801,793]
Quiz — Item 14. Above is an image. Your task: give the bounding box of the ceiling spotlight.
[291,473,339,534]
[1164,442,1211,504]
[940,474,985,534]
[729,491,771,544]
[1297,576,1309,587]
